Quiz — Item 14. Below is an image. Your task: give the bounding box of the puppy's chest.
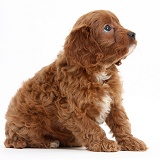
[96,93,112,124]
[94,72,112,124]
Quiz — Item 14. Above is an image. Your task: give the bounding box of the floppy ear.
[64,25,103,67]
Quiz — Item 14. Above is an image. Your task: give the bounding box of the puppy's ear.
[64,25,103,67]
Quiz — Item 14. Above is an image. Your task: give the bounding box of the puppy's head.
[64,10,137,68]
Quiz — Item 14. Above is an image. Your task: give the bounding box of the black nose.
[128,31,136,40]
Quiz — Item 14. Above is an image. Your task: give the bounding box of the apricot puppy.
[4,10,147,152]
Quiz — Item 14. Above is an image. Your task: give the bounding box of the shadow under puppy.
[4,10,147,152]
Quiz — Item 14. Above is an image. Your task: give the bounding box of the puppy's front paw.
[118,137,147,151]
[88,139,120,152]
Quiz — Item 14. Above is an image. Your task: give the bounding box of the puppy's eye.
[104,25,112,32]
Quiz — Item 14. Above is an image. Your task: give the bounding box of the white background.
[0,0,160,159]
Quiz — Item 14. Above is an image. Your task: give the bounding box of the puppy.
[4,10,147,152]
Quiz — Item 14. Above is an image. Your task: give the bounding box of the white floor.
[0,144,159,160]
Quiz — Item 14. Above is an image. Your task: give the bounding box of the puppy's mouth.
[115,44,136,66]
[115,59,125,66]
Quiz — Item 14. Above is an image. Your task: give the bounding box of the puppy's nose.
[128,31,136,40]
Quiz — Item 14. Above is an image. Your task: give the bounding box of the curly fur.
[4,10,147,152]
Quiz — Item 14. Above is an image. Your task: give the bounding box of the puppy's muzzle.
[128,31,136,40]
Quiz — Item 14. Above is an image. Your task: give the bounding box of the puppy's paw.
[118,137,147,151]
[4,138,27,149]
[88,139,120,152]
[50,140,60,148]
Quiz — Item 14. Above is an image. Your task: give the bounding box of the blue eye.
[104,25,112,32]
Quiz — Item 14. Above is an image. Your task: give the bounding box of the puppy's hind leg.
[49,140,60,148]
[4,122,60,149]
[4,123,27,148]
[5,134,60,149]
[4,137,27,149]
[27,133,60,148]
